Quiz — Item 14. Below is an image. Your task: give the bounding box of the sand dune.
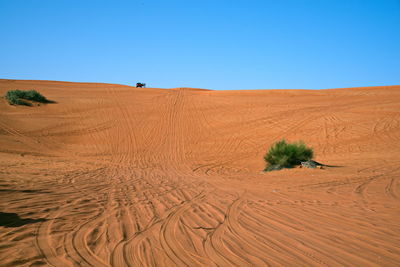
[0,79,399,266]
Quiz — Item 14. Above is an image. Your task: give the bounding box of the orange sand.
[0,79,399,266]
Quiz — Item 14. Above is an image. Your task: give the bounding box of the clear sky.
[0,0,399,90]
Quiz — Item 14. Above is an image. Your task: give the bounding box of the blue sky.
[0,0,399,90]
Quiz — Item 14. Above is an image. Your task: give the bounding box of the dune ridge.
[0,79,399,266]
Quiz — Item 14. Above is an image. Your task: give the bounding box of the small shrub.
[5,90,51,106]
[264,139,313,171]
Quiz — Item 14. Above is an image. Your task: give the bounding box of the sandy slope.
[0,79,399,266]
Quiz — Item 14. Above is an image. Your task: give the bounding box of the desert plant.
[5,90,51,106]
[264,139,313,171]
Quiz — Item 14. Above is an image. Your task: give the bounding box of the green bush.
[264,139,313,171]
[5,90,51,106]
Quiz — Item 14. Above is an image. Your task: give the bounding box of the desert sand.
[0,79,399,266]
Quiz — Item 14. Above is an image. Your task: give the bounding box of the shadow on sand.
[0,189,50,193]
[0,212,47,227]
